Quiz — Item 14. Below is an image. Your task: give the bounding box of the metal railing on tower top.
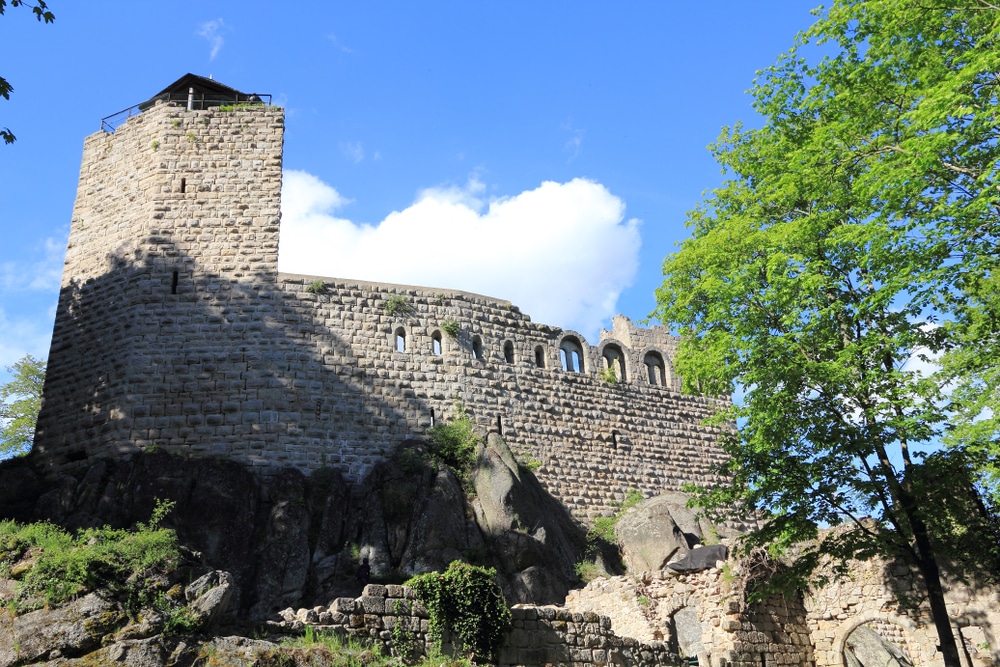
[100,91,273,133]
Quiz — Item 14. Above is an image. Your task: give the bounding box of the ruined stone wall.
[565,567,816,667]
[803,556,1000,667]
[34,99,729,522]
[274,583,683,667]
[566,557,1000,667]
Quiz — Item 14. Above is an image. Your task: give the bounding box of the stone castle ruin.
[33,73,729,522]
[24,75,1000,667]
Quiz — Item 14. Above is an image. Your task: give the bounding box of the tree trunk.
[904,501,962,667]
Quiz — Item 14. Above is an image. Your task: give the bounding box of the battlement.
[34,82,729,522]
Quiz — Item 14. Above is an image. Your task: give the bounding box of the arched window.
[503,340,514,364]
[472,335,484,360]
[644,351,666,386]
[395,327,406,353]
[559,336,585,373]
[602,344,627,382]
[432,331,442,356]
[535,345,546,368]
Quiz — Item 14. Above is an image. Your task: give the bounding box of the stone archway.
[832,613,929,667]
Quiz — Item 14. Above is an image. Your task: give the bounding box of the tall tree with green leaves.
[655,2,999,666]
[0,0,55,144]
[0,354,46,457]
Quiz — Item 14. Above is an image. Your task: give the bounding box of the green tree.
[0,354,46,456]
[0,0,55,144]
[654,3,999,666]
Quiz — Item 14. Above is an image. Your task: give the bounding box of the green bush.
[426,404,480,473]
[0,499,182,616]
[384,295,414,316]
[440,319,460,338]
[407,561,511,662]
[305,280,326,294]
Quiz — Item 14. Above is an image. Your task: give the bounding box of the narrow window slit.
[171,271,179,294]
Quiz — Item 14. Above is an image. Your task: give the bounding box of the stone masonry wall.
[34,97,730,523]
[271,583,683,667]
[803,555,1000,667]
[35,100,283,470]
[566,567,816,667]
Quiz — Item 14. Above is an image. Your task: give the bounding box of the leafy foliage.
[655,2,1000,664]
[407,561,511,662]
[384,295,414,316]
[440,319,460,338]
[0,354,45,457]
[0,499,182,616]
[426,403,480,473]
[305,280,327,294]
[0,1,54,144]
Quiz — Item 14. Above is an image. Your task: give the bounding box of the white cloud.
[278,170,641,339]
[198,19,226,60]
[561,120,585,162]
[0,307,52,370]
[1,232,66,294]
[340,141,365,164]
[325,34,354,54]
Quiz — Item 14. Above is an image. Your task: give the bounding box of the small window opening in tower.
[180,177,186,194]
[171,270,179,294]
[503,340,514,364]
[644,351,666,386]
[432,331,442,356]
[496,415,503,435]
[611,430,619,450]
[535,345,546,368]
[559,336,585,373]
[602,344,627,382]
[395,327,406,353]
[430,408,435,427]
[472,335,484,360]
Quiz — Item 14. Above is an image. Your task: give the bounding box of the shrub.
[440,319,460,338]
[407,561,511,662]
[427,405,480,473]
[305,280,326,294]
[573,559,603,584]
[384,295,414,316]
[0,499,182,617]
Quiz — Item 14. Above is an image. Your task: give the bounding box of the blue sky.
[0,2,818,381]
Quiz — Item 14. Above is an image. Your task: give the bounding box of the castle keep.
[34,76,729,520]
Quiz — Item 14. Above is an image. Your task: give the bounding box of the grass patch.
[0,499,191,626]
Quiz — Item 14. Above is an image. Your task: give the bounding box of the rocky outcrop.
[615,493,739,575]
[470,433,585,603]
[0,570,234,667]
[0,434,586,622]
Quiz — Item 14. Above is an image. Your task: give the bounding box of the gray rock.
[0,592,125,667]
[616,495,695,573]
[186,570,235,627]
[470,432,584,603]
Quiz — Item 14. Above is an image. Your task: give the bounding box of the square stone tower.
[34,78,284,470]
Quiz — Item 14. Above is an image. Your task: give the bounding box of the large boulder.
[0,593,126,667]
[469,432,585,603]
[616,495,697,573]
